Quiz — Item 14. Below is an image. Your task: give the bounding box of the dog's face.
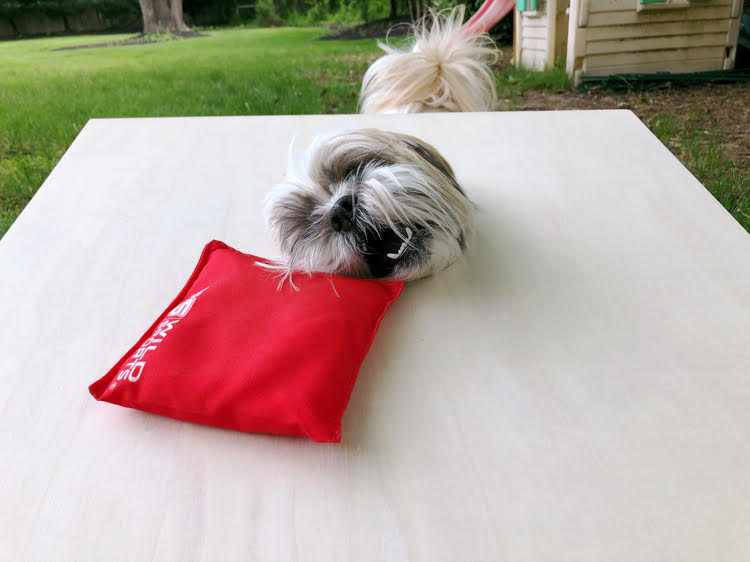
[263,129,474,282]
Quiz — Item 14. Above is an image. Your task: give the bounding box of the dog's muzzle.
[330,195,357,233]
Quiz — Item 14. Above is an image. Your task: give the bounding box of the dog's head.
[263,129,475,283]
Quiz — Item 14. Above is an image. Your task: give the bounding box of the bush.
[184,0,239,26]
[0,0,140,36]
[0,0,515,36]
[0,0,139,19]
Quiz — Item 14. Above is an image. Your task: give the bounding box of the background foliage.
[0,0,138,21]
[0,0,513,32]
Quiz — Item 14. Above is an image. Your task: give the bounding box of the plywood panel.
[584,57,724,74]
[586,19,729,40]
[4,111,750,562]
[514,7,521,66]
[521,37,549,50]
[521,14,550,26]
[555,10,570,60]
[589,0,730,12]
[546,0,560,67]
[588,5,732,25]
[585,45,725,66]
[521,47,549,69]
[586,32,729,54]
[590,0,650,12]
[523,26,549,39]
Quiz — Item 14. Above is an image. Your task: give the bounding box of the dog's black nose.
[330,195,357,232]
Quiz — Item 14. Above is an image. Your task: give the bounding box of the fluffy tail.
[359,6,499,114]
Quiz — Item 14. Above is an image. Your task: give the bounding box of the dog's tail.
[359,6,499,114]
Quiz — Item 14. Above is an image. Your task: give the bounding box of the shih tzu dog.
[264,5,505,284]
[263,129,475,285]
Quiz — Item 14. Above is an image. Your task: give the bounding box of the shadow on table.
[340,211,515,449]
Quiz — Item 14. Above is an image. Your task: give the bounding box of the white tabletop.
[1,111,749,561]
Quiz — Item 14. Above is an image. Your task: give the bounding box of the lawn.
[1,27,748,238]
[0,27,380,237]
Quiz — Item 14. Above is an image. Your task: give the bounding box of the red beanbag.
[89,240,403,442]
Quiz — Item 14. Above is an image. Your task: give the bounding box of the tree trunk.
[407,0,427,23]
[138,0,190,33]
[8,16,20,37]
[390,0,397,18]
[272,0,282,18]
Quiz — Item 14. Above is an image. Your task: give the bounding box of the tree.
[137,0,190,33]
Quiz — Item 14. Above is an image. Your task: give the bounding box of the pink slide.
[461,0,515,36]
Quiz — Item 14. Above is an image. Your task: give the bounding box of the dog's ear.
[397,134,466,196]
[398,135,454,175]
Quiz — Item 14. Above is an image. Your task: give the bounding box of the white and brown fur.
[264,7,495,283]
[263,129,474,284]
[359,6,499,114]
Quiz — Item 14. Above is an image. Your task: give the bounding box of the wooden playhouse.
[513,0,744,84]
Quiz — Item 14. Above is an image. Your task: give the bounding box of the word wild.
[115,287,208,383]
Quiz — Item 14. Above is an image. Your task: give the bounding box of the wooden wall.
[566,0,743,82]
[516,8,550,69]
[515,0,570,70]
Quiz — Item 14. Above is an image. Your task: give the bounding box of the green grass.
[495,63,571,105]
[0,28,380,238]
[648,113,750,232]
[1,30,748,238]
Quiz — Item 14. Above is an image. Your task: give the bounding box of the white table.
[2,111,749,561]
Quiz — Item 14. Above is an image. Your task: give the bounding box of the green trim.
[529,0,538,9]
[639,0,667,4]
[517,0,527,10]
